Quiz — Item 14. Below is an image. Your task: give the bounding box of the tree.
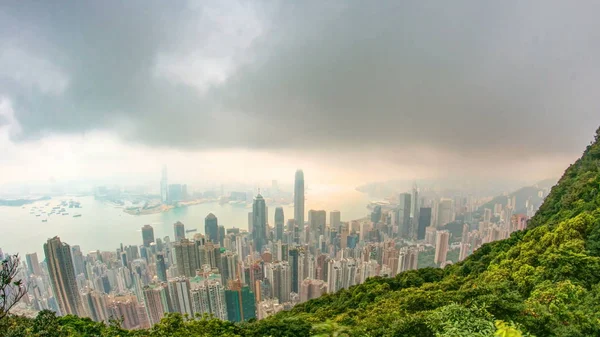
[0,254,27,320]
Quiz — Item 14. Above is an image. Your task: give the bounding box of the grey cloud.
[1,1,600,158]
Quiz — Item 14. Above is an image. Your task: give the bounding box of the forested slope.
[2,128,600,336]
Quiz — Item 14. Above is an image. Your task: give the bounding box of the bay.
[0,184,371,258]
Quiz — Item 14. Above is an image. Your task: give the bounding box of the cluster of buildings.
[12,170,540,327]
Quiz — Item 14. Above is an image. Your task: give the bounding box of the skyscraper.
[173,221,185,242]
[174,239,200,277]
[437,198,455,228]
[156,253,167,282]
[434,231,450,264]
[25,252,42,276]
[274,207,285,242]
[168,277,194,316]
[252,194,267,252]
[411,184,420,238]
[44,236,84,316]
[288,248,299,293]
[190,279,228,321]
[398,193,412,238]
[143,284,170,325]
[417,207,432,240]
[330,210,341,231]
[205,213,219,244]
[308,210,326,240]
[141,225,155,247]
[225,279,256,322]
[294,170,305,230]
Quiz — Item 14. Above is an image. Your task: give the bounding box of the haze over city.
[2,2,600,335]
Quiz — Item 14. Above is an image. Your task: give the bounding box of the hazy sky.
[1,1,599,188]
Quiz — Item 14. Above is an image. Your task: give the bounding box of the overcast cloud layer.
[1,1,599,186]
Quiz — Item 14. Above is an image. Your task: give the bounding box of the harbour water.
[0,185,371,258]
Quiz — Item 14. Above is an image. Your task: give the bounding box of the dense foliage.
[2,128,600,336]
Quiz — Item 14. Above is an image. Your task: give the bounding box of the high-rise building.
[294,170,305,230]
[398,247,418,273]
[434,231,450,264]
[71,245,85,277]
[225,279,256,322]
[26,252,42,276]
[44,236,84,316]
[247,212,253,233]
[190,279,228,321]
[143,283,170,325]
[252,194,267,252]
[161,166,168,203]
[417,208,432,240]
[411,184,420,238]
[299,278,327,303]
[219,251,239,284]
[156,253,167,282]
[168,277,193,316]
[142,225,155,247]
[398,193,412,238]
[205,213,219,244]
[330,210,341,230]
[308,210,327,240]
[81,289,108,323]
[288,248,299,293]
[265,261,291,303]
[173,221,185,242]
[174,239,200,277]
[274,207,285,242]
[437,199,455,228]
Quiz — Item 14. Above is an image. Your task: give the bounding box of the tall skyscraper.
[81,289,108,323]
[294,170,305,230]
[434,231,450,264]
[141,225,155,247]
[205,213,219,244]
[308,210,327,240]
[174,239,200,277]
[156,253,167,282]
[417,208,432,240]
[225,279,256,322]
[437,198,455,228]
[143,284,170,325]
[330,210,341,230]
[398,193,412,238]
[169,277,194,316]
[190,279,228,321]
[274,207,285,242]
[411,184,420,238]
[173,221,185,242]
[161,166,168,203]
[44,236,84,316]
[25,252,42,276]
[252,194,267,252]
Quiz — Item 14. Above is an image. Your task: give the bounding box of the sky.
[1,1,600,190]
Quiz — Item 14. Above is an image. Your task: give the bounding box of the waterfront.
[0,185,371,258]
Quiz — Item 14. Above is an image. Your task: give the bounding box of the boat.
[185,229,197,233]
[42,219,47,222]
[62,212,68,215]
[73,214,82,217]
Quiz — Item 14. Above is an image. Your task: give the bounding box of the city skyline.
[2,166,549,323]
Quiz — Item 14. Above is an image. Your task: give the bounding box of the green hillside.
[2,128,600,337]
